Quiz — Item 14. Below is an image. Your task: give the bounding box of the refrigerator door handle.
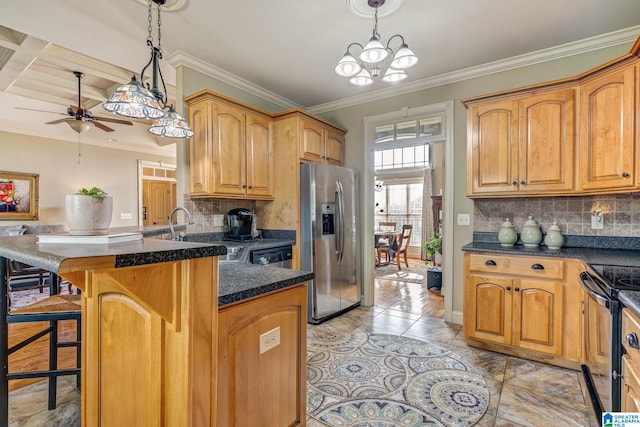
[335,182,342,261]
[337,181,345,263]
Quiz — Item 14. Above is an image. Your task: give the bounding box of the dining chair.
[378,224,413,271]
[375,221,397,254]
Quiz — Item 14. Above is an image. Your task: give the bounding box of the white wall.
[0,132,175,227]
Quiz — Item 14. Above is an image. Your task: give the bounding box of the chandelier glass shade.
[335,0,418,87]
[103,0,194,138]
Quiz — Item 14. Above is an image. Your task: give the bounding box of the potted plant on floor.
[424,231,442,290]
[65,187,113,235]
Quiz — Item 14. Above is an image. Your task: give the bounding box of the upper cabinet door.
[213,104,246,195]
[580,65,636,191]
[245,113,273,198]
[299,120,324,163]
[467,100,519,195]
[188,99,213,196]
[518,89,575,193]
[324,130,344,166]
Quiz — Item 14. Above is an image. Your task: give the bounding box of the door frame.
[362,101,454,322]
[137,160,177,225]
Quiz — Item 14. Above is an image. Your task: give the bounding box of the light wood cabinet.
[299,117,345,165]
[579,64,637,191]
[185,90,274,200]
[622,308,640,412]
[217,284,307,427]
[466,89,575,196]
[463,253,583,367]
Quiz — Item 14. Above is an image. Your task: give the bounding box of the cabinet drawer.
[623,308,640,359]
[468,254,564,279]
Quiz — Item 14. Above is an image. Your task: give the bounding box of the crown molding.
[309,26,640,114]
[166,50,300,110]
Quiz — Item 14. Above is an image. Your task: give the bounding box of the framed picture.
[0,171,39,220]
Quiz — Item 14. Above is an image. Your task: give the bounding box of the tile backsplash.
[182,196,255,233]
[473,194,640,236]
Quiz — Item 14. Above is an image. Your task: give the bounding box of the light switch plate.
[457,213,471,226]
[120,212,132,220]
[591,214,604,230]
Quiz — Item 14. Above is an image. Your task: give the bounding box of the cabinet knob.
[506,286,511,291]
[512,181,517,186]
[485,260,497,266]
[242,185,247,189]
[622,172,630,178]
[627,332,640,349]
[248,186,253,189]
[515,287,520,292]
[531,263,545,270]
[520,180,526,185]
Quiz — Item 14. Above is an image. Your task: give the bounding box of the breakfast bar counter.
[0,234,225,427]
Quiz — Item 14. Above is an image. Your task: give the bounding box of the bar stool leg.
[0,257,8,427]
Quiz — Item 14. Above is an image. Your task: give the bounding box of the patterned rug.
[375,260,431,284]
[307,331,489,426]
[10,285,76,311]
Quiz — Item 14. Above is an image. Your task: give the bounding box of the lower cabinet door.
[465,275,512,345]
[622,355,640,412]
[217,285,307,427]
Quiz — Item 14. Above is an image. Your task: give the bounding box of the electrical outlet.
[591,214,604,230]
[120,212,132,220]
[457,213,471,226]
[260,327,280,354]
[213,214,224,227]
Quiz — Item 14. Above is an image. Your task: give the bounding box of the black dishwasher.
[249,245,293,268]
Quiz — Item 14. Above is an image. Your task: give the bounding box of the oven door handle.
[580,271,611,307]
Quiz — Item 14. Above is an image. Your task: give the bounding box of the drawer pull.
[515,287,520,292]
[627,332,640,349]
[506,286,511,291]
[520,180,526,185]
[622,172,630,178]
[531,263,545,270]
[512,181,517,186]
[485,260,497,266]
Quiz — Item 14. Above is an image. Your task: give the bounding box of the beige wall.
[0,132,175,228]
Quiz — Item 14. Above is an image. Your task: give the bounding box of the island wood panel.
[217,284,307,427]
[80,257,217,427]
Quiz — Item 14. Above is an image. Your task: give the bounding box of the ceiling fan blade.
[92,121,115,132]
[16,107,66,116]
[45,119,69,125]
[94,116,133,125]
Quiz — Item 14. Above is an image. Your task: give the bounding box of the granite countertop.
[218,263,313,307]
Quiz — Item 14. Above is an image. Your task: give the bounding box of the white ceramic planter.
[65,194,113,235]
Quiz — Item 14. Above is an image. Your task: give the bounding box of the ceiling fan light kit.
[336,0,418,87]
[103,0,194,138]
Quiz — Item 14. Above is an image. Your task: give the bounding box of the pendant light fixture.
[103,0,193,138]
[335,0,418,86]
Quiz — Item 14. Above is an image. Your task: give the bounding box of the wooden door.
[518,89,575,193]
[580,65,636,190]
[465,275,512,345]
[467,100,519,195]
[622,355,640,412]
[245,113,273,198]
[143,180,175,226]
[512,279,563,355]
[299,119,324,163]
[188,99,213,195]
[217,285,307,427]
[324,129,344,165]
[213,104,246,195]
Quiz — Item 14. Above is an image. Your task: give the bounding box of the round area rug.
[307,333,489,427]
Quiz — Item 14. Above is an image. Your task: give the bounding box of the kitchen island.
[0,234,312,427]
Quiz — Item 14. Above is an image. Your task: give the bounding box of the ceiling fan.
[18,71,133,133]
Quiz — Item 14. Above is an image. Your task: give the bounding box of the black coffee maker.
[226,208,254,239]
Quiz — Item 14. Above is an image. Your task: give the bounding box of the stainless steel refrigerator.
[300,162,360,324]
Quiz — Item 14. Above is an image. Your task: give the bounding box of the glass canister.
[498,218,517,247]
[544,222,564,250]
[521,215,542,247]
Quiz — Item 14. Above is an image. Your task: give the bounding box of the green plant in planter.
[75,187,108,200]
[424,231,442,266]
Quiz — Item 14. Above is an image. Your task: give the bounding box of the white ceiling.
[1,0,640,156]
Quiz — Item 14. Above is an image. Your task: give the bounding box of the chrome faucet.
[169,207,194,241]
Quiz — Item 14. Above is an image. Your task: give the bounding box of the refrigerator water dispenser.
[321,203,335,235]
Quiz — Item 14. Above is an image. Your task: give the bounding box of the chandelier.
[103,0,194,138]
[335,0,419,86]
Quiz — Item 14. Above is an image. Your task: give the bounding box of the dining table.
[374,229,401,266]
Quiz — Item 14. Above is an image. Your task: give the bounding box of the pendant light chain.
[372,6,380,39]
[147,0,153,45]
[156,0,162,54]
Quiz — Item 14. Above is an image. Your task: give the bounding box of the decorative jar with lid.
[521,215,542,247]
[498,218,517,247]
[544,222,564,250]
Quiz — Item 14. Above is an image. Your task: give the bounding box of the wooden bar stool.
[0,258,81,426]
